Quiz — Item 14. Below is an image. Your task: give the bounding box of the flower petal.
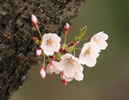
[74,73,84,81]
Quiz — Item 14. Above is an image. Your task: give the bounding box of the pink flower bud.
[64,23,69,35]
[76,41,80,45]
[48,61,54,70]
[40,67,46,79]
[31,15,38,24]
[31,14,38,29]
[32,37,38,41]
[88,37,91,40]
[62,79,67,85]
[60,72,65,80]
[52,56,56,61]
[36,49,42,56]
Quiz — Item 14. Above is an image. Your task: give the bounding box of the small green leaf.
[55,52,62,60]
[74,26,87,41]
[65,46,75,52]
[79,26,87,39]
[62,44,67,49]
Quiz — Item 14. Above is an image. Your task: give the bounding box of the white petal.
[90,48,100,58]
[84,56,97,67]
[74,73,84,81]
[43,47,54,56]
[79,53,86,65]
[46,61,60,74]
[52,61,60,74]
[92,32,108,40]
[96,39,108,50]
[64,65,75,77]
[74,62,84,73]
[65,76,73,82]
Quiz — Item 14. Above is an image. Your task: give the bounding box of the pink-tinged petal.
[92,32,108,40]
[74,62,84,73]
[90,48,100,58]
[64,65,75,77]
[84,56,97,67]
[64,76,73,82]
[74,73,84,81]
[96,39,108,50]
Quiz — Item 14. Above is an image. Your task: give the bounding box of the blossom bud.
[64,23,69,35]
[40,66,46,79]
[76,41,80,45]
[88,37,91,40]
[52,56,56,61]
[32,37,40,45]
[31,14,38,29]
[60,72,65,80]
[36,49,42,56]
[32,37,38,41]
[48,61,54,70]
[62,79,67,85]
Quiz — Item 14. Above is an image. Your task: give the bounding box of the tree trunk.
[0,0,84,99]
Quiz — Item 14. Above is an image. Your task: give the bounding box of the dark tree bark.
[0,0,84,99]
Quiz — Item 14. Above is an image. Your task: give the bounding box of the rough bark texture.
[0,0,84,99]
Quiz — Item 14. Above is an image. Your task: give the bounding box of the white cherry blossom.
[79,42,100,67]
[58,53,84,81]
[40,33,61,56]
[91,32,108,50]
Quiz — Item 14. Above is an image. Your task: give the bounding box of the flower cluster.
[31,15,108,85]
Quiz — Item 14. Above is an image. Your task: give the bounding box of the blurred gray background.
[11,0,129,100]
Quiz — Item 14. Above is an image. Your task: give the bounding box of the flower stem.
[37,27,43,40]
[75,48,81,50]
[43,54,46,66]
[73,48,75,56]
[80,37,89,41]
[64,35,67,44]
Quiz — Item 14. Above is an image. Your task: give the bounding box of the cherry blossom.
[58,53,84,81]
[79,42,100,67]
[90,32,108,50]
[40,33,61,56]
[30,14,109,85]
